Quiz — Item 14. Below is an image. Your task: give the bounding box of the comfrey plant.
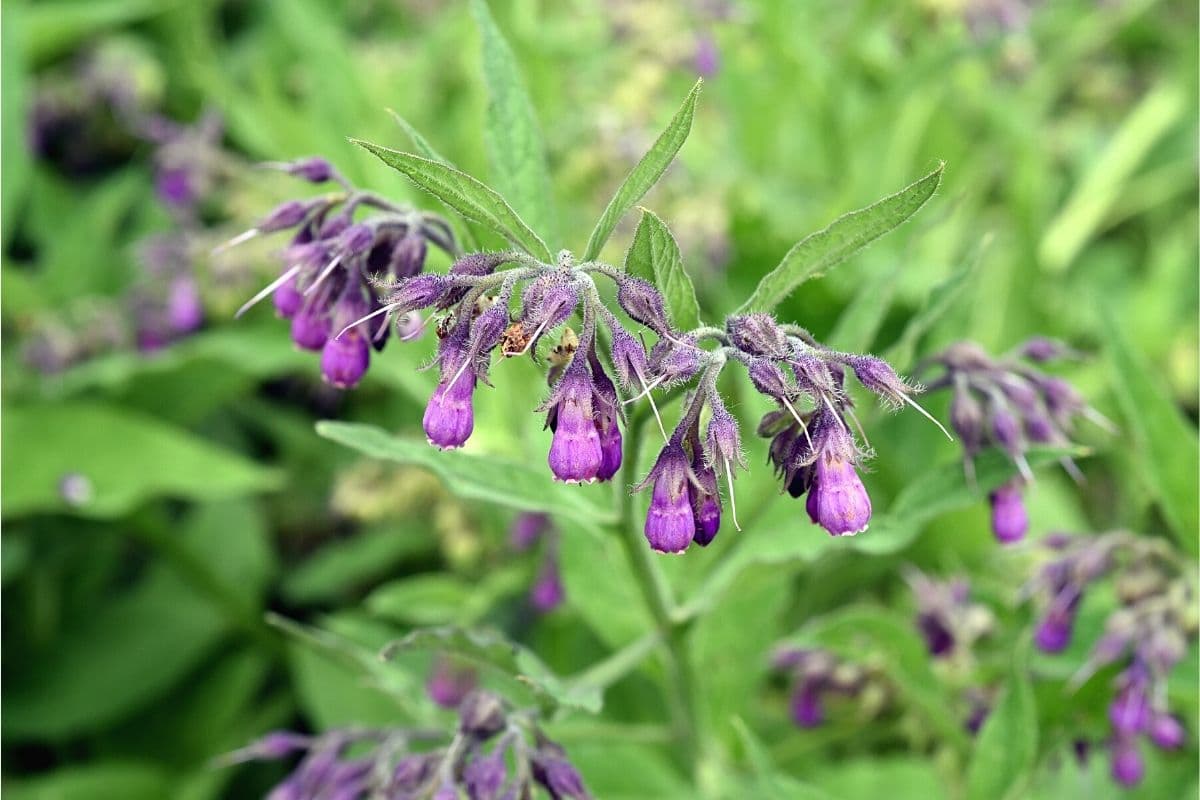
[770,646,890,730]
[921,338,1111,544]
[227,689,589,800]
[1026,531,1197,788]
[510,513,565,613]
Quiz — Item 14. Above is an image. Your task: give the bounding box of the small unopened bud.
[617,276,671,333]
[725,314,789,358]
[390,231,428,278]
[286,157,335,183]
[458,690,506,739]
[259,200,313,233]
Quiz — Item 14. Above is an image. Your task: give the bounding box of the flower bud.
[950,388,984,452]
[458,690,506,740]
[291,302,330,351]
[1019,336,1068,362]
[426,657,477,709]
[510,512,551,551]
[321,290,371,388]
[530,555,565,613]
[1109,681,1149,736]
[690,457,721,547]
[617,276,671,333]
[988,481,1027,544]
[337,223,376,257]
[532,752,589,799]
[1148,712,1185,750]
[463,750,508,800]
[746,358,795,400]
[725,313,790,358]
[1110,738,1144,788]
[390,231,428,278]
[990,405,1023,456]
[166,277,203,334]
[608,327,650,391]
[286,156,334,183]
[423,330,477,450]
[590,360,624,482]
[273,273,304,319]
[388,274,451,315]
[259,199,314,232]
[1034,603,1076,653]
[790,681,824,728]
[706,401,747,471]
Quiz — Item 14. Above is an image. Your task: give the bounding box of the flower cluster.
[1027,531,1196,788]
[906,569,994,661]
[223,158,459,389]
[510,513,565,613]
[226,690,589,800]
[921,338,1111,544]
[770,647,890,730]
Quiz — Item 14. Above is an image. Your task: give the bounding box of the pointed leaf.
[315,421,612,529]
[583,80,702,261]
[1102,305,1199,552]
[471,0,556,245]
[623,209,701,331]
[384,626,601,714]
[353,140,552,261]
[738,163,944,313]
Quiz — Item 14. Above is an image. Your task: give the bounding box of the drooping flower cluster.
[769,647,890,730]
[1027,531,1196,788]
[906,569,994,661]
[222,158,459,389]
[226,689,589,800]
[921,338,1111,544]
[510,513,565,613]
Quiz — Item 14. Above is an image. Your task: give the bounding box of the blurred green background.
[2,0,1196,798]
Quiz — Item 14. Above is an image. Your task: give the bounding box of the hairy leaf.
[583,79,702,261]
[353,140,552,261]
[471,0,556,245]
[739,163,944,313]
[623,209,701,331]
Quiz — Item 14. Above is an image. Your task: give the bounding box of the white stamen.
[781,397,814,449]
[1015,453,1034,483]
[1060,457,1085,485]
[622,374,665,405]
[724,459,742,532]
[303,254,342,296]
[514,317,551,357]
[963,457,977,492]
[822,394,849,432]
[639,374,668,441]
[901,394,954,441]
[235,264,301,318]
[1083,407,1118,434]
[400,314,431,341]
[846,406,872,450]
[444,352,474,392]
[335,304,393,340]
[213,227,259,254]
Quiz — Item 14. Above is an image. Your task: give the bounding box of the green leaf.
[966,644,1037,800]
[1,402,281,520]
[384,626,602,714]
[738,162,944,313]
[623,209,701,331]
[282,524,435,605]
[3,501,270,738]
[583,79,702,261]
[352,140,552,261]
[826,262,899,353]
[387,109,481,251]
[887,233,991,368]
[470,0,556,246]
[4,762,169,800]
[1039,85,1184,273]
[731,717,835,800]
[1,3,29,250]
[851,446,1084,555]
[367,568,527,626]
[316,421,612,529]
[1102,305,1199,552]
[809,757,948,800]
[804,608,970,752]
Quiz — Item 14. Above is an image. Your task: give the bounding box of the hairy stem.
[616,411,701,771]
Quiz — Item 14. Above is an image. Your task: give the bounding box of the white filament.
[235,264,301,319]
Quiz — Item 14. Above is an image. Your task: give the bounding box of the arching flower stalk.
[219,156,461,389]
[920,339,1113,544]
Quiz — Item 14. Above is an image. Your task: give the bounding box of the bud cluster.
[223,158,461,390]
[1027,531,1197,788]
[769,647,891,730]
[510,512,565,613]
[921,339,1111,544]
[905,569,994,661]
[226,689,589,799]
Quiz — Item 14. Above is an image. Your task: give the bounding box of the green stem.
[616,411,701,771]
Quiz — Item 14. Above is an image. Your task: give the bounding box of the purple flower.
[291,300,330,351]
[423,325,478,450]
[273,274,304,319]
[156,166,195,209]
[693,33,720,77]
[690,454,721,547]
[532,753,589,800]
[463,751,507,800]
[988,480,1028,544]
[790,681,824,728]
[426,657,477,709]
[1034,603,1076,653]
[589,353,623,481]
[530,555,565,613]
[321,290,372,388]
[634,440,695,553]
[1110,738,1144,788]
[1148,712,1185,750]
[510,512,552,551]
[542,359,604,484]
[458,690,506,740]
[806,418,871,536]
[1108,679,1149,736]
[390,230,428,278]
